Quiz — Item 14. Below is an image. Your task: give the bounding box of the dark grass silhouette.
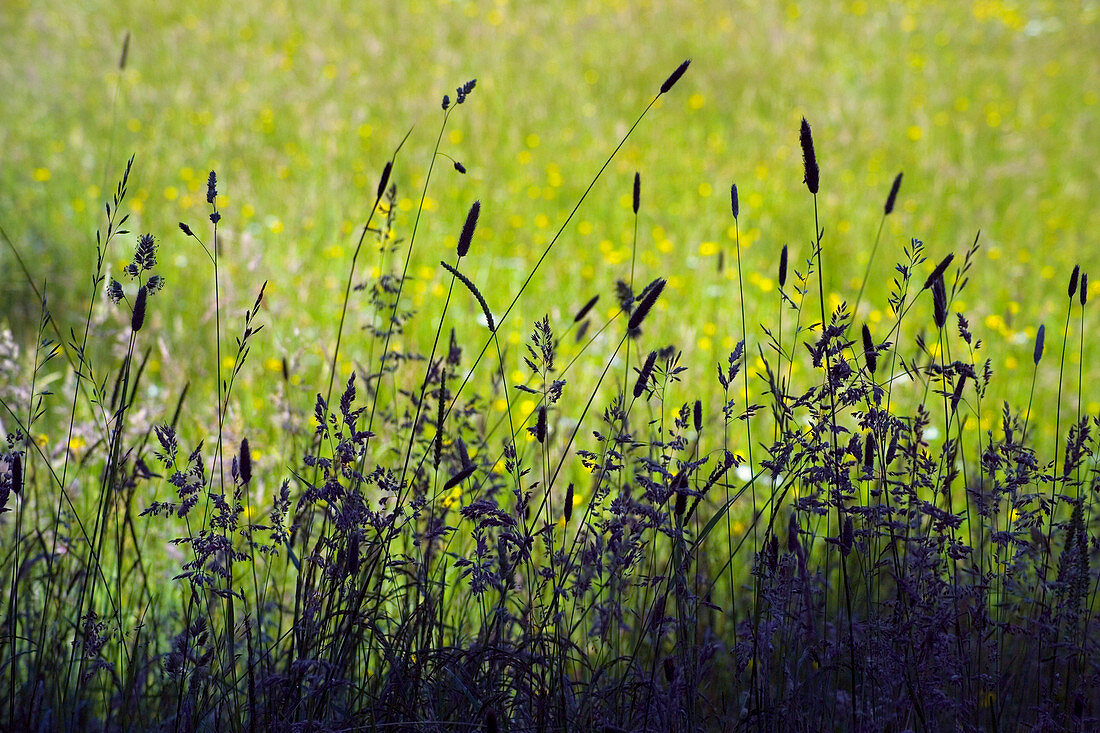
[0,59,1097,732]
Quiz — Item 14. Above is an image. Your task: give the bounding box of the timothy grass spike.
[884,171,903,215]
[457,200,480,257]
[799,117,819,194]
[932,275,947,329]
[131,285,147,332]
[862,324,877,375]
[627,277,666,332]
[573,295,598,322]
[659,59,691,94]
[239,438,252,485]
[922,253,955,291]
[377,161,393,199]
[778,244,788,289]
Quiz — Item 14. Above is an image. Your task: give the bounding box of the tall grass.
[0,60,1097,732]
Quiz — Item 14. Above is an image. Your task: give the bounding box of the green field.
[4,0,1098,425]
[2,1,1099,727]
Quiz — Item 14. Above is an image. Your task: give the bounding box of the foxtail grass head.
[440,261,494,331]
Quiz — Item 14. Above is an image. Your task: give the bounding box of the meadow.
[1,0,1099,730]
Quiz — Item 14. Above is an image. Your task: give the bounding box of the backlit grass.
[1,1,1099,729]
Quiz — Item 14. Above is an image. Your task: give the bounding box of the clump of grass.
[0,57,1097,733]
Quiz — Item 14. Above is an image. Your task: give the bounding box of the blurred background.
[2,0,1098,445]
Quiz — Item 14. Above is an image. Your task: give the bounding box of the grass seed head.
[134,233,157,271]
[534,405,547,443]
[659,59,691,94]
[950,373,967,413]
[633,171,641,215]
[11,454,21,495]
[862,323,877,375]
[840,515,854,556]
[575,320,590,343]
[886,429,900,464]
[377,161,393,199]
[634,350,658,399]
[457,200,480,257]
[672,493,686,520]
[1034,324,1045,365]
[779,244,789,289]
[574,295,599,322]
[239,438,252,485]
[132,285,148,332]
[440,261,494,331]
[730,183,739,220]
[627,277,666,332]
[922,253,954,291]
[932,275,948,329]
[884,171,903,215]
[455,79,476,104]
[799,117,819,194]
[444,464,477,492]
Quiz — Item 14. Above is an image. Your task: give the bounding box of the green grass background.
[2,0,1098,457]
